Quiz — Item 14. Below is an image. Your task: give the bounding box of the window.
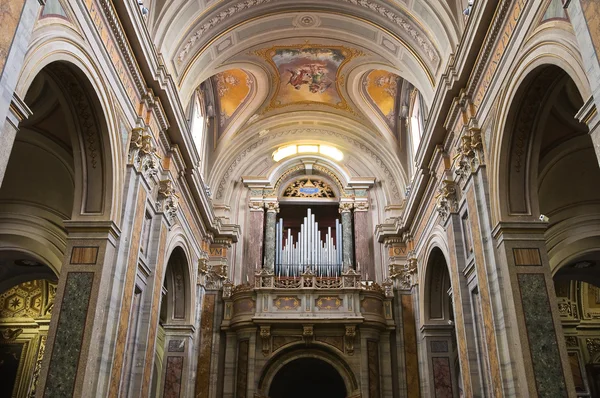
[190,89,206,163]
[409,90,423,159]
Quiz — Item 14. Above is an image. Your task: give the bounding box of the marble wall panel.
[163,356,184,398]
[236,340,249,398]
[44,272,94,397]
[141,224,168,397]
[466,188,502,396]
[401,294,420,398]
[108,188,146,396]
[432,357,453,398]
[580,0,600,63]
[518,273,567,396]
[0,0,25,77]
[195,293,216,398]
[367,340,381,398]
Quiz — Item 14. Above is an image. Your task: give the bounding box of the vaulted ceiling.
[145,0,466,211]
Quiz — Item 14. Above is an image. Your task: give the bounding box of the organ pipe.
[274,208,342,277]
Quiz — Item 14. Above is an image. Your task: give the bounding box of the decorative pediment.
[282,178,335,198]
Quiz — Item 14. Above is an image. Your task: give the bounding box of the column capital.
[249,200,264,211]
[264,201,279,213]
[353,200,369,212]
[339,202,353,213]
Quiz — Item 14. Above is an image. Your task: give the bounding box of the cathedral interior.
[1,0,600,397]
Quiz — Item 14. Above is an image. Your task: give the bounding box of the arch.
[16,37,122,223]
[488,50,590,226]
[423,247,453,323]
[160,245,193,324]
[257,344,359,397]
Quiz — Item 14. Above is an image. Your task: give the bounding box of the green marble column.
[263,202,278,271]
[340,203,354,270]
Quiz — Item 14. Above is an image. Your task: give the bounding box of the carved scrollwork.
[198,260,229,291]
[454,129,485,178]
[260,326,271,356]
[303,325,314,345]
[390,254,418,290]
[264,201,279,213]
[129,128,159,181]
[156,179,179,223]
[339,202,353,213]
[345,325,356,355]
[435,180,458,221]
[283,178,335,198]
[0,328,23,340]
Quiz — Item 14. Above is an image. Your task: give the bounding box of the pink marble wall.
[432,357,453,398]
[163,356,184,398]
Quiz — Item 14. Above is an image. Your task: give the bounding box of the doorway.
[268,357,347,398]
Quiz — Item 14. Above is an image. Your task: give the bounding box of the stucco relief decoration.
[129,128,159,180]
[177,0,274,63]
[273,296,301,310]
[345,325,356,355]
[212,69,254,135]
[362,70,400,129]
[198,259,229,290]
[283,178,335,198]
[260,326,271,356]
[253,44,363,113]
[156,179,180,223]
[435,181,458,221]
[454,129,484,178]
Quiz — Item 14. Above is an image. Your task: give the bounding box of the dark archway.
[268,357,346,398]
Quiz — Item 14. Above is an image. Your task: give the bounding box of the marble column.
[245,201,264,281]
[339,202,354,270]
[492,223,575,397]
[263,201,278,271]
[353,201,372,279]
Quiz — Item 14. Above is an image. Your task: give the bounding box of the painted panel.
[0,342,26,397]
[362,70,400,130]
[518,273,567,396]
[44,272,94,397]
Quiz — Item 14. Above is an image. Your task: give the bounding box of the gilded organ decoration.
[282,178,335,198]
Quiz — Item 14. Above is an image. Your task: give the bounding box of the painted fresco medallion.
[254,44,363,113]
[362,69,400,129]
[212,69,254,132]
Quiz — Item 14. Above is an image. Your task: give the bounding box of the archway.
[269,357,346,398]
[497,63,600,395]
[0,59,112,396]
[258,346,359,398]
[151,246,191,398]
[422,247,461,398]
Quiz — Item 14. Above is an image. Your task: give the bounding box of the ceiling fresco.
[362,69,401,131]
[254,44,364,113]
[212,69,254,134]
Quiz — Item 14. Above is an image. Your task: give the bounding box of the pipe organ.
[274,208,342,277]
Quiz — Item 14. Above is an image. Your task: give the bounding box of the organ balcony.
[220,269,395,331]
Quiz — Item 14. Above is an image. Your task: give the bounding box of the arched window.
[190,89,207,168]
[409,90,424,161]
